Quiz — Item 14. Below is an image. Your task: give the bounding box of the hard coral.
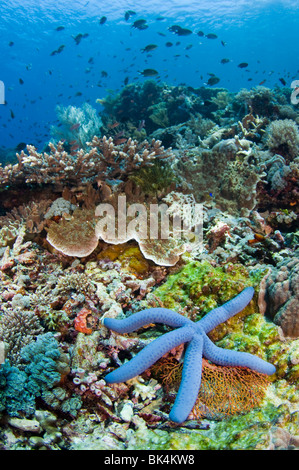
[0,136,174,189]
[266,119,299,161]
[263,254,299,338]
[46,208,98,257]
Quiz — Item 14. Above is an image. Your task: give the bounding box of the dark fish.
[9,41,14,46]
[15,142,26,151]
[220,58,230,64]
[19,78,24,84]
[55,26,65,31]
[169,25,192,36]
[197,31,204,37]
[207,76,220,86]
[75,92,82,96]
[206,33,217,39]
[70,123,80,130]
[99,16,107,24]
[165,42,173,47]
[185,44,193,50]
[221,40,226,46]
[141,44,158,53]
[124,76,129,85]
[73,34,83,45]
[279,77,286,86]
[132,19,147,29]
[139,68,159,77]
[88,57,94,64]
[50,44,65,55]
[82,33,89,38]
[238,62,248,68]
[10,109,15,119]
[125,10,136,21]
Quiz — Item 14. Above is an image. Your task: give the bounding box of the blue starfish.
[103,287,276,423]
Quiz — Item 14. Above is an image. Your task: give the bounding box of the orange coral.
[74,308,93,334]
[151,356,269,420]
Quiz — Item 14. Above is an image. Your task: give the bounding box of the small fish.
[139,68,158,77]
[141,44,158,53]
[19,78,24,84]
[221,40,226,46]
[70,144,79,152]
[73,33,83,45]
[238,62,248,68]
[10,109,15,119]
[124,76,129,85]
[99,16,107,24]
[279,77,286,86]
[108,121,120,129]
[165,42,173,47]
[70,123,80,130]
[88,57,94,64]
[101,70,108,78]
[125,10,136,21]
[69,140,78,145]
[206,33,217,39]
[132,19,147,30]
[197,31,204,37]
[75,91,82,96]
[259,80,266,85]
[50,45,65,55]
[15,142,27,151]
[207,76,220,86]
[55,26,65,31]
[8,41,14,46]
[220,58,230,64]
[169,25,192,36]
[114,138,127,145]
[137,120,145,132]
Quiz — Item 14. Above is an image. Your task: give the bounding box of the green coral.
[154,260,260,317]
[129,160,176,197]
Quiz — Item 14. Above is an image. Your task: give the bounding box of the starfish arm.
[198,287,255,333]
[203,334,276,375]
[169,334,203,424]
[104,325,195,384]
[103,308,191,334]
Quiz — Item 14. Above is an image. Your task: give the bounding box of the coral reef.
[0,81,298,450]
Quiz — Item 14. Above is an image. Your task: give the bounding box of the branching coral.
[0,136,174,189]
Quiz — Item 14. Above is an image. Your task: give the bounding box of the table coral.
[103,287,276,423]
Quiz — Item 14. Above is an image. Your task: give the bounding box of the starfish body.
[103,287,276,423]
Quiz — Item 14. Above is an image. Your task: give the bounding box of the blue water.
[0,0,298,150]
